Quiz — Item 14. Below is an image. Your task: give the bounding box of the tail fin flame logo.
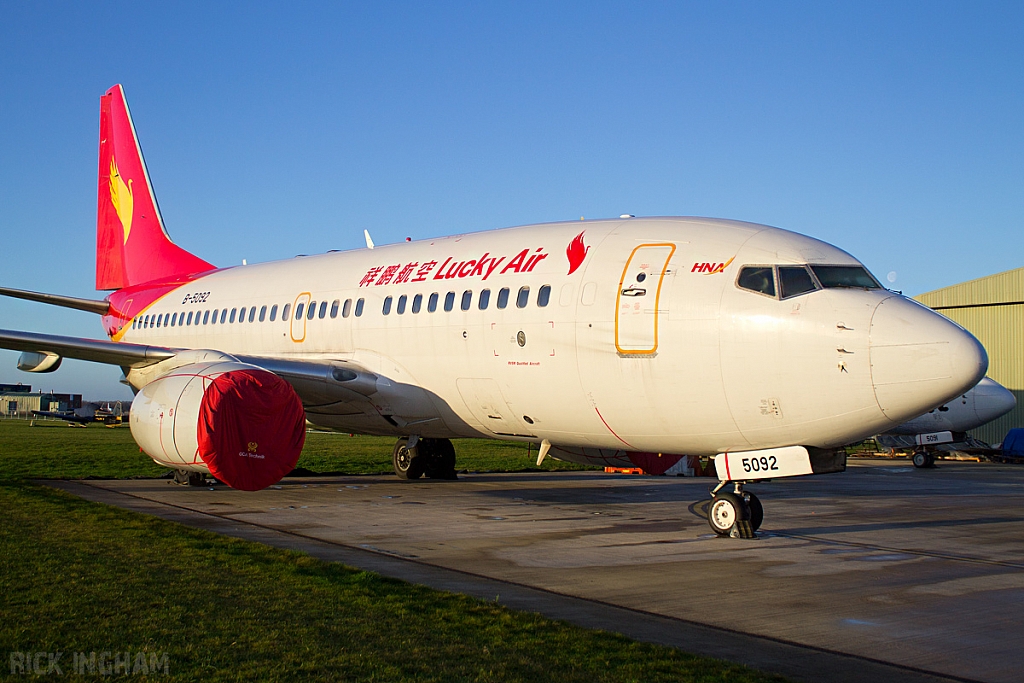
[108,158,134,244]
[566,231,589,275]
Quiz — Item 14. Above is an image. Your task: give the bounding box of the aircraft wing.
[0,329,384,413]
[0,329,177,368]
[30,410,93,424]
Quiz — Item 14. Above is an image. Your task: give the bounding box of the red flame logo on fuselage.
[566,231,589,275]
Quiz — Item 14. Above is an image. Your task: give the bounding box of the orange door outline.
[290,292,311,342]
[614,243,676,355]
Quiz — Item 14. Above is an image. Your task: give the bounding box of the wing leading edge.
[0,329,177,368]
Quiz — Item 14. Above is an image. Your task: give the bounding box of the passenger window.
[238,307,246,322]
[187,311,194,325]
[249,307,257,323]
[270,304,278,322]
[342,299,352,318]
[779,266,818,299]
[203,310,210,325]
[211,309,219,324]
[516,286,530,308]
[497,288,509,309]
[537,285,551,307]
[330,300,339,318]
[397,295,407,314]
[294,302,304,320]
[282,303,291,321]
[559,283,573,306]
[581,282,597,305]
[229,308,237,323]
[737,267,776,297]
[412,294,422,314]
[307,302,316,320]
[383,296,392,315]
[428,293,438,312]
[810,265,881,289]
[355,298,364,317]
[444,292,455,312]
[461,290,472,311]
[220,309,228,324]
[318,301,327,319]
[478,289,490,310]
[259,306,267,322]
[155,315,161,329]
[170,313,177,327]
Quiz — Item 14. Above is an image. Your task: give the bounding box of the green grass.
[0,418,594,481]
[0,419,788,682]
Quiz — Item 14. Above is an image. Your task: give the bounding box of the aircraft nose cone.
[972,377,1017,424]
[869,296,988,422]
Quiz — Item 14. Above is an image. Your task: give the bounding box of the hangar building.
[916,266,1024,445]
[0,384,83,418]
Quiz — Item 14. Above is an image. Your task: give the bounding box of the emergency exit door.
[615,243,675,355]
[290,292,311,342]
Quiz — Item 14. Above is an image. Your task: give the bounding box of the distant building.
[916,266,1024,445]
[0,388,82,417]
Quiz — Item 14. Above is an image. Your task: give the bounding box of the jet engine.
[130,361,306,491]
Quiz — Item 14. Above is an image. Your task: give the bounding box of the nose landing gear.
[708,481,763,538]
[912,447,937,468]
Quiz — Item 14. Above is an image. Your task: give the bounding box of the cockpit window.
[810,265,880,289]
[779,266,818,299]
[737,267,776,297]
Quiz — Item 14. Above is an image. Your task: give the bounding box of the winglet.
[364,229,375,250]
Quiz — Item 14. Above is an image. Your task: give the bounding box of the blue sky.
[1,2,1022,398]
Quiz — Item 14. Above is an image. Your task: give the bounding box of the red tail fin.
[96,85,214,290]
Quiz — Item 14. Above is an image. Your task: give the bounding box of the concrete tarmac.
[51,458,1024,683]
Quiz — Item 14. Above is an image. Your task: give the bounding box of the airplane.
[30,401,125,427]
[0,84,989,538]
[876,376,1016,467]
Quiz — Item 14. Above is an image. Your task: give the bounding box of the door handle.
[621,287,646,297]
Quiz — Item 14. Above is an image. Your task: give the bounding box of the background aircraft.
[877,377,1015,467]
[0,85,989,537]
[30,401,124,426]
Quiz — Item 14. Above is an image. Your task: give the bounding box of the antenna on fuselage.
[363,230,375,250]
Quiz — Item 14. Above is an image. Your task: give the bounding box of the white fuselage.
[885,377,1016,437]
[119,217,987,461]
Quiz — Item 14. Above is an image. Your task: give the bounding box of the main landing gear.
[173,469,205,486]
[392,437,458,480]
[912,447,937,469]
[708,481,763,538]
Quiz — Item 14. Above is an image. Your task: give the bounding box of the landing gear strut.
[708,481,762,538]
[173,469,204,486]
[392,437,458,480]
[912,447,936,468]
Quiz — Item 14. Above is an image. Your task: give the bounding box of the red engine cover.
[196,369,306,491]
